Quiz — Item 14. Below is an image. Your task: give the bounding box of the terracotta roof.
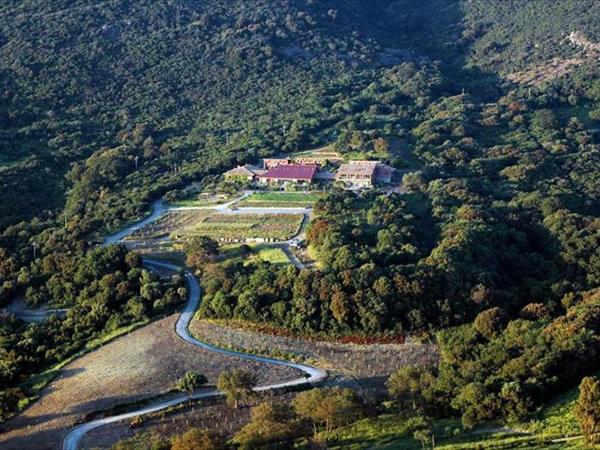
[337,163,377,177]
[259,164,318,181]
[224,165,257,177]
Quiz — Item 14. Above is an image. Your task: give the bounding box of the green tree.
[216,369,257,408]
[0,388,23,422]
[233,401,297,449]
[452,382,501,429]
[175,371,208,397]
[170,428,223,450]
[473,307,507,339]
[293,387,360,438]
[387,365,432,411]
[413,428,432,450]
[575,376,600,444]
[184,236,220,272]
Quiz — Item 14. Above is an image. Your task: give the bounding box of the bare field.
[190,319,439,391]
[0,315,300,450]
[80,391,298,450]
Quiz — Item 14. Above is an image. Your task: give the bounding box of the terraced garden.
[126,211,211,240]
[234,191,324,208]
[190,319,438,389]
[183,213,304,241]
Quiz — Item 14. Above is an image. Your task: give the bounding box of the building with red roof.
[258,164,318,185]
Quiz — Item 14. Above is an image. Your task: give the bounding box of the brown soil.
[80,392,295,450]
[190,319,439,391]
[0,315,299,450]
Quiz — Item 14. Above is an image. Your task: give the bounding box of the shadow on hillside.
[0,389,184,450]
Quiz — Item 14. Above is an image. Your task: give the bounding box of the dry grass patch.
[0,315,300,450]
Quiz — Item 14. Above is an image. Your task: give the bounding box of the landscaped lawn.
[183,213,304,241]
[254,245,290,265]
[219,244,291,266]
[235,191,324,208]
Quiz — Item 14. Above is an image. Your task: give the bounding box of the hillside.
[1,0,599,231]
[1,1,600,449]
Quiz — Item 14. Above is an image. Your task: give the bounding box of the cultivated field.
[190,319,439,391]
[0,315,300,450]
[128,210,304,243]
[235,191,324,208]
[183,213,304,241]
[126,210,211,241]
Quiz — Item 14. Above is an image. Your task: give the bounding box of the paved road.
[104,200,166,245]
[63,204,326,450]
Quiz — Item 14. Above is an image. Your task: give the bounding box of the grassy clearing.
[235,191,324,208]
[171,192,234,207]
[320,378,596,450]
[323,414,584,450]
[324,415,455,450]
[254,246,290,265]
[522,389,580,439]
[184,213,303,241]
[519,371,600,439]
[220,243,291,266]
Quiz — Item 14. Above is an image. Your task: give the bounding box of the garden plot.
[182,213,304,242]
[219,243,291,266]
[126,211,211,240]
[235,191,324,208]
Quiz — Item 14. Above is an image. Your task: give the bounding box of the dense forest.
[1,0,600,440]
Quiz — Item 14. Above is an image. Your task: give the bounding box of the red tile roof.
[259,164,318,181]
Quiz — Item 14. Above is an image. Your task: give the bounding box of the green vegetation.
[252,246,290,266]
[219,244,291,266]
[0,246,186,421]
[216,369,258,409]
[175,371,208,397]
[183,213,304,241]
[575,376,600,445]
[235,191,324,208]
[171,195,233,208]
[3,1,600,447]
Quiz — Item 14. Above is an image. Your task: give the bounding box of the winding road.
[63,201,327,450]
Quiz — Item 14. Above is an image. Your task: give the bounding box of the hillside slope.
[2,0,600,230]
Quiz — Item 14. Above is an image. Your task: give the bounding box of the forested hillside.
[2,0,600,230]
[1,0,600,443]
